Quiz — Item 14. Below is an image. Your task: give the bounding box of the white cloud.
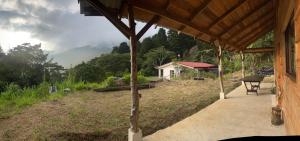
[0,0,159,53]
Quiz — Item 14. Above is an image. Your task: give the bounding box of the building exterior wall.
[158,64,181,80]
[275,0,300,134]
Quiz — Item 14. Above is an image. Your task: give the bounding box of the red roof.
[177,61,216,68]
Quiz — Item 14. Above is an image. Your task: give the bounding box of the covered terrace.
[78,0,280,140]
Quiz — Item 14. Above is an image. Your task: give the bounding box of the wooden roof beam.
[237,26,274,50]
[227,25,273,51]
[236,22,274,47]
[177,0,211,32]
[86,0,131,38]
[229,20,273,41]
[227,10,274,41]
[190,0,211,21]
[243,47,274,53]
[208,0,248,30]
[137,15,160,40]
[218,0,272,38]
[132,1,237,47]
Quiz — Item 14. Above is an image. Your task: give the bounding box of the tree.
[0,43,50,87]
[140,37,155,55]
[167,30,196,57]
[111,42,130,54]
[142,47,175,75]
[152,28,169,49]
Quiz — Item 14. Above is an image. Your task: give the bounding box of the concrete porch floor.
[144,82,285,141]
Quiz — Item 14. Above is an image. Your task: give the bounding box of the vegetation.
[0,76,240,141]
[0,29,274,118]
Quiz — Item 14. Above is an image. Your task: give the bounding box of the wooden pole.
[128,2,139,133]
[215,41,225,99]
[240,51,245,78]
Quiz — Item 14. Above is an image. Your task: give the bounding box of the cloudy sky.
[0,0,158,53]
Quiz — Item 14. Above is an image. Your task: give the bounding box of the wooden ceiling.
[80,0,276,51]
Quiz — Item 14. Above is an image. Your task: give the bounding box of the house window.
[285,13,296,78]
[170,70,175,78]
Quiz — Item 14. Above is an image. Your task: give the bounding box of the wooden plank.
[137,15,160,40]
[218,0,272,38]
[208,0,248,30]
[190,0,211,21]
[86,0,131,38]
[235,21,274,45]
[228,11,274,41]
[132,1,237,48]
[243,47,274,53]
[128,2,139,133]
[237,25,274,50]
[179,0,211,31]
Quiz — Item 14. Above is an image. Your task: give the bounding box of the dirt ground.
[0,77,240,141]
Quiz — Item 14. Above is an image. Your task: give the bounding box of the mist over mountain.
[49,45,112,68]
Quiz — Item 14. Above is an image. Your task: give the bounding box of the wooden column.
[240,51,245,78]
[128,3,140,133]
[158,69,161,78]
[215,41,225,99]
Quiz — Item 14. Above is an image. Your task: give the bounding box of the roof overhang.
[79,0,276,52]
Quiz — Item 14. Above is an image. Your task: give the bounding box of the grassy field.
[0,76,240,141]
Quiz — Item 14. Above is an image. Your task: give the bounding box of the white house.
[156,61,217,80]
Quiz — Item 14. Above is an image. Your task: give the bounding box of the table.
[241,75,264,95]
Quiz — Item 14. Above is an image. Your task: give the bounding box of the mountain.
[49,45,111,68]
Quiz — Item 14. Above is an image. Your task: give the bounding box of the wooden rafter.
[240,28,273,51]
[227,10,274,41]
[227,25,273,51]
[208,0,247,29]
[179,0,211,31]
[137,15,160,40]
[190,0,211,21]
[218,0,272,38]
[236,22,273,46]
[132,1,237,47]
[229,15,274,43]
[236,26,273,51]
[86,0,131,38]
[243,47,274,53]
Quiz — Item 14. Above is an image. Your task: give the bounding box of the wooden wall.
[274,0,300,134]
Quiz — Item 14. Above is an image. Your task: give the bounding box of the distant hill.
[49,45,111,68]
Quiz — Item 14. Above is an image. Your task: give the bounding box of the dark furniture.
[241,75,264,95]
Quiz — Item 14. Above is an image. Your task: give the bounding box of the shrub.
[122,73,148,85]
[0,84,22,100]
[74,81,89,91]
[101,76,118,88]
[35,82,50,98]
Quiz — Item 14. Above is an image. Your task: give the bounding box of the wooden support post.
[241,51,245,78]
[127,3,142,141]
[214,41,225,99]
[240,51,245,86]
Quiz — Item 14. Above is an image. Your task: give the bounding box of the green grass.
[0,74,242,141]
[0,81,102,118]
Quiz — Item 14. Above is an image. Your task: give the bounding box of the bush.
[122,73,148,85]
[0,84,22,100]
[101,76,118,88]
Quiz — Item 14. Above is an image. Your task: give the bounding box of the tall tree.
[140,37,155,55]
[167,30,196,57]
[152,28,169,49]
[142,47,175,75]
